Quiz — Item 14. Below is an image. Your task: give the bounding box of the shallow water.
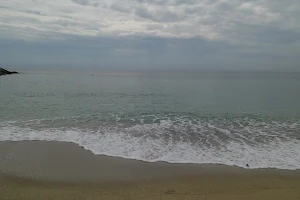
[1,70,300,169]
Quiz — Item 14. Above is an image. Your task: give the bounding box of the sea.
[0,69,300,170]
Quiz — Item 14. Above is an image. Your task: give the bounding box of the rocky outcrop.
[0,68,19,76]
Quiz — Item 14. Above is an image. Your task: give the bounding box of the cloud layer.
[1,0,299,42]
[1,0,300,70]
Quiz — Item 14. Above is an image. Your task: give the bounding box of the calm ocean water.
[1,69,300,169]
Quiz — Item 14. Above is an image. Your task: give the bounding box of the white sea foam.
[0,117,299,170]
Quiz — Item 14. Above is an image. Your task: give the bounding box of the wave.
[0,114,299,170]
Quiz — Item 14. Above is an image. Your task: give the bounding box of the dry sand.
[0,141,300,200]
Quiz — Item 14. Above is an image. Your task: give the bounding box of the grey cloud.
[71,0,90,6]
[172,0,198,5]
[110,3,132,13]
[136,0,197,6]
[91,2,100,7]
[0,5,10,9]
[147,24,164,30]
[54,19,84,27]
[53,19,100,32]
[214,1,236,11]
[25,9,46,16]
[135,7,181,22]
[71,0,99,7]
[0,15,42,25]
[135,7,154,20]
[185,6,205,15]
[135,0,168,5]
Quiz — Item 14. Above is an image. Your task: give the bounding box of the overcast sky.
[1,0,300,71]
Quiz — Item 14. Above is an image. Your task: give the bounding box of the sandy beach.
[0,141,300,200]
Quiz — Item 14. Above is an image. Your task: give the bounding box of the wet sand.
[0,141,300,200]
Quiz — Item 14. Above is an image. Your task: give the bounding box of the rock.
[0,67,19,76]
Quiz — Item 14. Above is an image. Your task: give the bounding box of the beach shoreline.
[1,141,300,199]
